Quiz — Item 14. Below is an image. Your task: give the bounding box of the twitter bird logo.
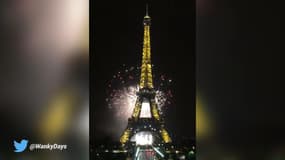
[13,139,29,153]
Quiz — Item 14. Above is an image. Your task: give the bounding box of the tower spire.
[146,4,149,16]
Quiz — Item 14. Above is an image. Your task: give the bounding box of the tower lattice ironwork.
[120,6,172,151]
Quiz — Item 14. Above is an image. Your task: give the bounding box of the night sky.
[197,0,281,158]
[91,0,281,158]
[90,0,195,143]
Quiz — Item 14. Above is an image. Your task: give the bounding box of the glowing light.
[106,65,174,123]
[152,147,164,158]
[196,94,213,139]
[140,24,153,89]
[140,100,151,118]
[38,89,75,141]
[107,86,170,119]
[108,85,138,119]
[131,131,153,146]
[135,147,140,158]
[161,128,172,143]
[120,128,131,144]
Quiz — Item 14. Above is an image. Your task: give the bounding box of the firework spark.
[106,65,173,120]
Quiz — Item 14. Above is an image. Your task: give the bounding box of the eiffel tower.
[120,5,172,159]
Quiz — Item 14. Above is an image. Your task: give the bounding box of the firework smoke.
[106,65,173,121]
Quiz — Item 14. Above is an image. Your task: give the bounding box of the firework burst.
[106,64,173,120]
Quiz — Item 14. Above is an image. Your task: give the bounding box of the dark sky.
[197,0,281,158]
[91,0,281,158]
[90,0,195,143]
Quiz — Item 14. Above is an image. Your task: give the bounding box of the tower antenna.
[146,3,149,16]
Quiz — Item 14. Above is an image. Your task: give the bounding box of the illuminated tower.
[120,5,172,159]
